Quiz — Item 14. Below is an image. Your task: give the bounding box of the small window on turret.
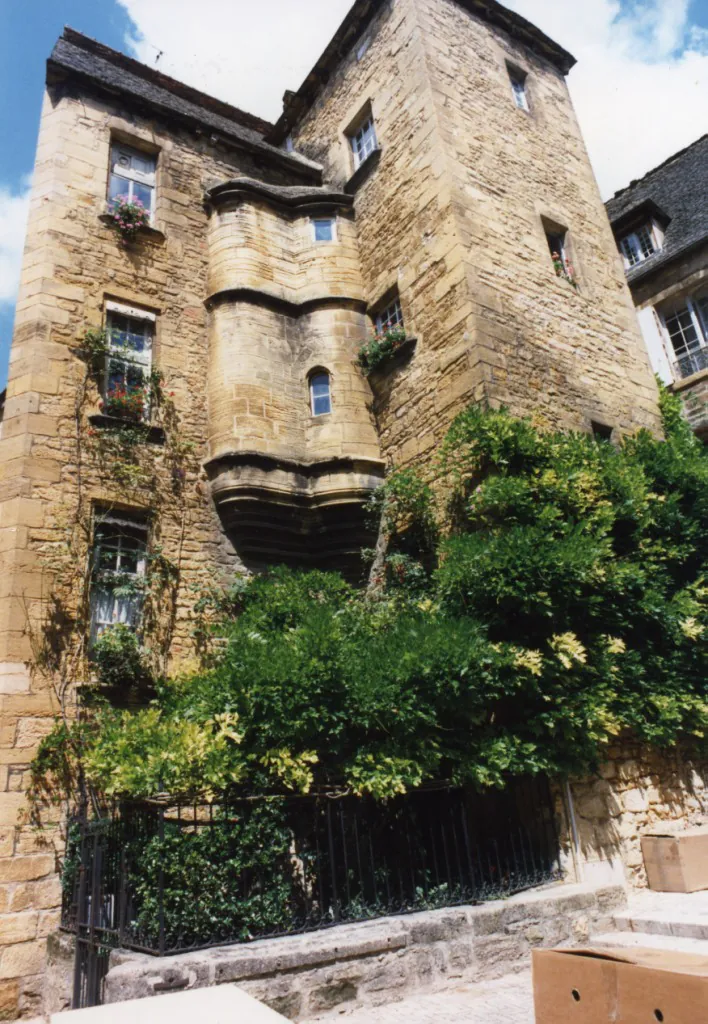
[312,217,336,242]
[310,372,332,416]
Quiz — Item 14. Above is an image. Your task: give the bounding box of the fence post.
[71,803,89,1010]
[158,804,166,956]
[326,800,340,922]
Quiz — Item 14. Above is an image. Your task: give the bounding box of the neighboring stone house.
[606,135,708,438]
[0,0,676,1017]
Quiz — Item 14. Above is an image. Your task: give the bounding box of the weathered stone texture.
[0,70,317,1020]
[565,741,708,887]
[291,0,661,472]
[97,882,625,1020]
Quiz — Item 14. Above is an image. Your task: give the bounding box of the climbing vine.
[26,323,197,817]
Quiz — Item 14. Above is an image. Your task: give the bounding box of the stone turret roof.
[47,28,321,180]
[605,134,708,287]
[269,0,577,142]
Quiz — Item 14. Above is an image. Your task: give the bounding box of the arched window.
[309,371,331,416]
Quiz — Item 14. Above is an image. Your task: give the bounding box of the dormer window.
[619,222,661,268]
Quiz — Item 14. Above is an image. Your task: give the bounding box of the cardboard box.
[641,826,708,892]
[533,946,708,1024]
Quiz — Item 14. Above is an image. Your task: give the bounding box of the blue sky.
[1,0,707,390]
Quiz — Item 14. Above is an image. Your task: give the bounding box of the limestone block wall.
[207,193,364,305]
[207,300,379,465]
[566,740,708,888]
[0,78,318,1019]
[96,881,625,1020]
[289,0,662,472]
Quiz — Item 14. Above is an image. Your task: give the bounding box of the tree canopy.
[31,389,708,807]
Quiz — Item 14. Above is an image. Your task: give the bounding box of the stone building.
[606,135,708,438]
[0,0,668,1017]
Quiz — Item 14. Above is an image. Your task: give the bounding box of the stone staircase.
[591,888,708,955]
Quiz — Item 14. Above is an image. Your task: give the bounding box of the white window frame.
[349,113,378,169]
[374,296,404,334]
[509,70,529,111]
[104,301,154,422]
[311,217,337,243]
[89,512,148,644]
[309,372,332,417]
[108,143,157,222]
[659,294,708,380]
[619,220,663,269]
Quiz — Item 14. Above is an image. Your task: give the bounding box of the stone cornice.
[206,177,354,215]
[206,288,367,317]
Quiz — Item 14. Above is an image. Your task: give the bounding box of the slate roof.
[605,135,708,288]
[269,0,576,142]
[48,29,321,180]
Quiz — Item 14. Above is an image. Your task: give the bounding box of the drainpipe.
[564,780,584,883]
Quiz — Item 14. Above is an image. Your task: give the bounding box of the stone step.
[590,931,708,956]
[613,909,708,941]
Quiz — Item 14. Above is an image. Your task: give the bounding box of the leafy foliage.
[357,327,408,374]
[91,624,151,689]
[31,390,708,807]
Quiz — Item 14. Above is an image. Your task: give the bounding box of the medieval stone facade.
[0,0,663,1017]
[606,134,708,438]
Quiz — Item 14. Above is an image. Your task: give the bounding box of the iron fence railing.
[62,779,561,1008]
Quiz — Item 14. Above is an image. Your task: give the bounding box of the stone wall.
[566,740,708,888]
[290,0,662,474]
[0,74,316,1019]
[94,881,625,1021]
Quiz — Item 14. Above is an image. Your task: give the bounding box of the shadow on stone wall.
[565,740,708,886]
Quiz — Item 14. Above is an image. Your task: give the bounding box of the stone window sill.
[89,413,166,445]
[345,148,382,195]
[99,212,166,245]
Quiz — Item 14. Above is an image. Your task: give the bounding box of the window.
[619,222,661,268]
[356,37,371,61]
[508,68,529,111]
[108,143,156,221]
[661,295,708,378]
[309,372,332,416]
[374,295,404,334]
[545,229,576,286]
[349,113,378,169]
[312,217,336,242]
[104,302,154,421]
[591,421,613,442]
[90,511,148,643]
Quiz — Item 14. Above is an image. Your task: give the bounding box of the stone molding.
[206,177,354,215]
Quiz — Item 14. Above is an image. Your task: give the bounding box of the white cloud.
[118,0,353,124]
[0,177,31,305]
[115,0,707,198]
[502,0,708,196]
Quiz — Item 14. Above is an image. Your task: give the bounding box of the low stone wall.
[100,881,625,1020]
[567,741,708,888]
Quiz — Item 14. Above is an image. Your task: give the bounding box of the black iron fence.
[63,778,561,1008]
